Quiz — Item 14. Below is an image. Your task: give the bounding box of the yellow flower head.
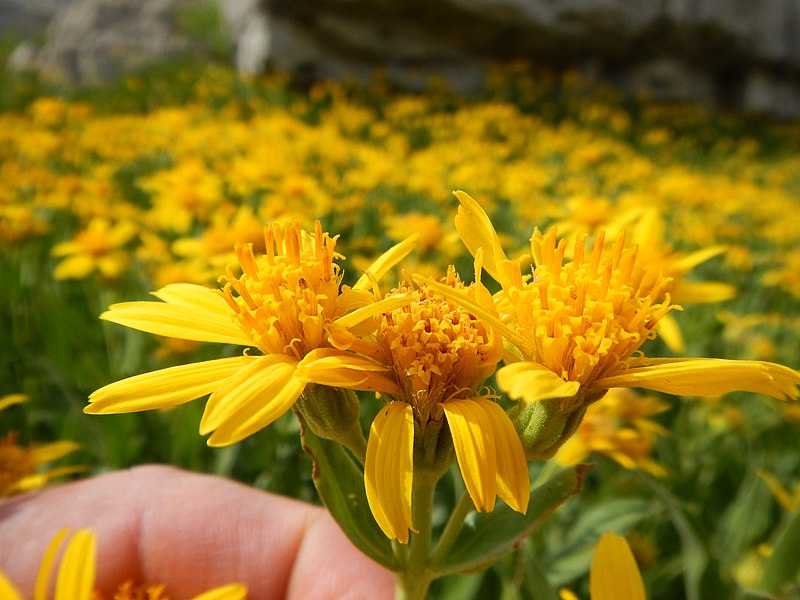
[0,394,83,496]
[87,221,415,447]
[328,269,529,543]
[51,217,138,280]
[220,221,344,358]
[0,528,247,600]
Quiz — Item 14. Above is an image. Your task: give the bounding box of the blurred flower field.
[2,57,800,599]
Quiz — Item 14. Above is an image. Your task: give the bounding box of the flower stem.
[430,489,474,566]
[395,467,437,600]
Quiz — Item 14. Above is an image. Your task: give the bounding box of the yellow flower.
[0,395,83,496]
[450,191,800,406]
[555,389,670,477]
[87,221,414,446]
[590,532,647,600]
[51,218,138,280]
[303,268,530,543]
[0,528,247,600]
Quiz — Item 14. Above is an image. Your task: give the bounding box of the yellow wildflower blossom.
[51,218,138,280]
[301,267,529,543]
[87,221,415,446]
[0,395,82,496]
[0,529,247,600]
[429,191,800,456]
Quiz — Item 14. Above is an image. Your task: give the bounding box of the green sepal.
[297,410,400,570]
[430,464,590,575]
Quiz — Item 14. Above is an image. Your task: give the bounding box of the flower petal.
[87,356,252,413]
[31,441,81,464]
[0,393,27,412]
[364,402,414,543]
[671,280,736,304]
[599,358,800,400]
[0,571,22,600]
[151,283,232,313]
[453,190,509,283]
[55,529,95,600]
[443,398,497,512]
[590,532,646,600]
[354,234,418,291]
[191,583,249,600]
[201,355,305,446]
[295,348,402,394]
[496,362,581,403]
[478,398,530,513]
[101,301,252,346]
[35,529,70,600]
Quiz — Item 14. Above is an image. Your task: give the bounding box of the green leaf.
[761,510,800,595]
[431,465,590,575]
[297,411,399,570]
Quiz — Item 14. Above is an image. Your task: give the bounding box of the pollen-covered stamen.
[512,227,679,391]
[219,220,344,359]
[377,266,503,423]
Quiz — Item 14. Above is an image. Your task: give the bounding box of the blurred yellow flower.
[0,394,83,496]
[51,218,138,280]
[0,528,247,600]
[87,221,415,446]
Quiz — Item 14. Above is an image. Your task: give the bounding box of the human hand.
[0,465,395,599]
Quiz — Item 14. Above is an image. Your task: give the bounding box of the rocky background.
[2,0,799,119]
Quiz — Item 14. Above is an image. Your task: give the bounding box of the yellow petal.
[333,292,412,331]
[101,301,252,346]
[443,398,497,512]
[364,402,414,543]
[757,470,798,512]
[295,348,402,394]
[191,583,249,600]
[151,283,232,313]
[32,441,81,464]
[0,393,27,412]
[654,313,685,354]
[590,532,646,600]
[0,570,23,600]
[35,529,70,600]
[201,355,305,446]
[53,255,94,280]
[496,362,581,403]
[87,356,252,414]
[453,190,509,282]
[354,234,419,291]
[671,280,736,304]
[55,529,95,600]
[599,358,800,400]
[672,244,727,272]
[478,398,530,513]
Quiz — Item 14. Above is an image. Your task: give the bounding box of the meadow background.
[2,14,800,599]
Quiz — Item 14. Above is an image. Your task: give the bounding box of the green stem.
[395,468,437,600]
[430,489,474,567]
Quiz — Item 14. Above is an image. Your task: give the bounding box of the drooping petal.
[590,532,646,600]
[364,402,414,543]
[477,398,530,513]
[671,244,728,272]
[86,356,252,414]
[598,358,800,400]
[453,190,509,282]
[671,280,736,304]
[654,313,685,354]
[354,234,419,291]
[191,583,249,600]
[443,398,497,512]
[0,393,27,412]
[496,362,581,403]
[296,348,402,394]
[54,529,95,600]
[0,570,22,600]
[34,529,69,600]
[101,301,252,346]
[200,355,305,446]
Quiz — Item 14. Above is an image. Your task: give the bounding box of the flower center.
[508,227,675,392]
[221,221,343,359]
[378,267,502,422]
